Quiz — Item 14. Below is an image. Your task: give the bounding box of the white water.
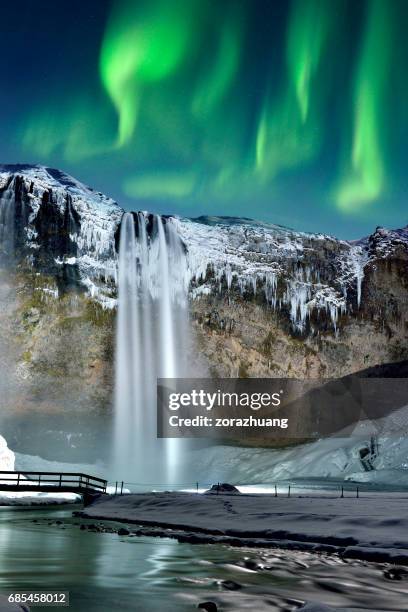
[0,185,15,264]
[114,212,190,483]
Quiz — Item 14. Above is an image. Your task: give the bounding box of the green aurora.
[2,0,408,238]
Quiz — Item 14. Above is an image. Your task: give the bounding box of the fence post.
[288,485,291,498]
[38,474,41,486]
[115,481,118,495]
[341,485,344,498]
[274,484,277,497]
[356,487,359,498]
[196,482,199,493]
[17,473,20,486]
[120,481,124,495]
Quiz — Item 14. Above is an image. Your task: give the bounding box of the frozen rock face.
[177,216,407,336]
[0,164,121,304]
[177,216,367,334]
[178,217,408,379]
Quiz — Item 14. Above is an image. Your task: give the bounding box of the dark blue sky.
[0,0,407,238]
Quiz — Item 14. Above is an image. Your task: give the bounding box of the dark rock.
[242,559,260,570]
[204,483,240,495]
[197,603,218,612]
[384,566,408,580]
[118,527,130,536]
[220,579,242,590]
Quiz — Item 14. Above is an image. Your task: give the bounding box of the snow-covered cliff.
[2,164,406,337]
[176,216,368,333]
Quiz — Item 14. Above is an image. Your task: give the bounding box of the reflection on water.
[0,507,407,611]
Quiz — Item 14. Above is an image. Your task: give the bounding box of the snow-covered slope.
[0,164,121,259]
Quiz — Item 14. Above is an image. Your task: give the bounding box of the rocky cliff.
[0,164,407,458]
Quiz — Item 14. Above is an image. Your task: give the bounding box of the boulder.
[204,483,240,495]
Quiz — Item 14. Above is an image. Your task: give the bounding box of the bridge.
[0,471,107,505]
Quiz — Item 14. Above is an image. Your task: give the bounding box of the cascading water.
[114,212,190,483]
[114,213,141,477]
[0,186,15,265]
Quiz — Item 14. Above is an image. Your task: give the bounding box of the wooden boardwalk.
[0,471,107,505]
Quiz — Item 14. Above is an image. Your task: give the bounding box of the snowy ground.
[81,490,408,565]
[186,405,408,487]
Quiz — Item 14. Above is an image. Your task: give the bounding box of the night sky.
[1,0,407,238]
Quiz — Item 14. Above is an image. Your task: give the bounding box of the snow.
[82,489,408,563]
[299,605,354,612]
[186,429,408,487]
[0,435,14,472]
[0,490,80,505]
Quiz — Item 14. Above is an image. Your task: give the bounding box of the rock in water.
[220,580,242,590]
[117,527,130,536]
[197,603,218,612]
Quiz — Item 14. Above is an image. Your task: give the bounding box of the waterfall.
[114,212,190,483]
[0,186,15,265]
[114,213,141,477]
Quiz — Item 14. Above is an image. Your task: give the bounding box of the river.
[0,506,406,611]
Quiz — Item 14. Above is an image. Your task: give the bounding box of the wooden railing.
[0,471,107,493]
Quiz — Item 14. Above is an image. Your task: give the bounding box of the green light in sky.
[255,95,320,178]
[336,0,392,211]
[20,97,113,163]
[123,171,196,199]
[16,0,405,234]
[255,0,335,179]
[287,0,332,122]
[192,12,242,118]
[100,0,194,147]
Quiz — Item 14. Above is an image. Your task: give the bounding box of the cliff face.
[0,166,119,459]
[178,218,408,379]
[0,164,407,457]
[190,252,408,379]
